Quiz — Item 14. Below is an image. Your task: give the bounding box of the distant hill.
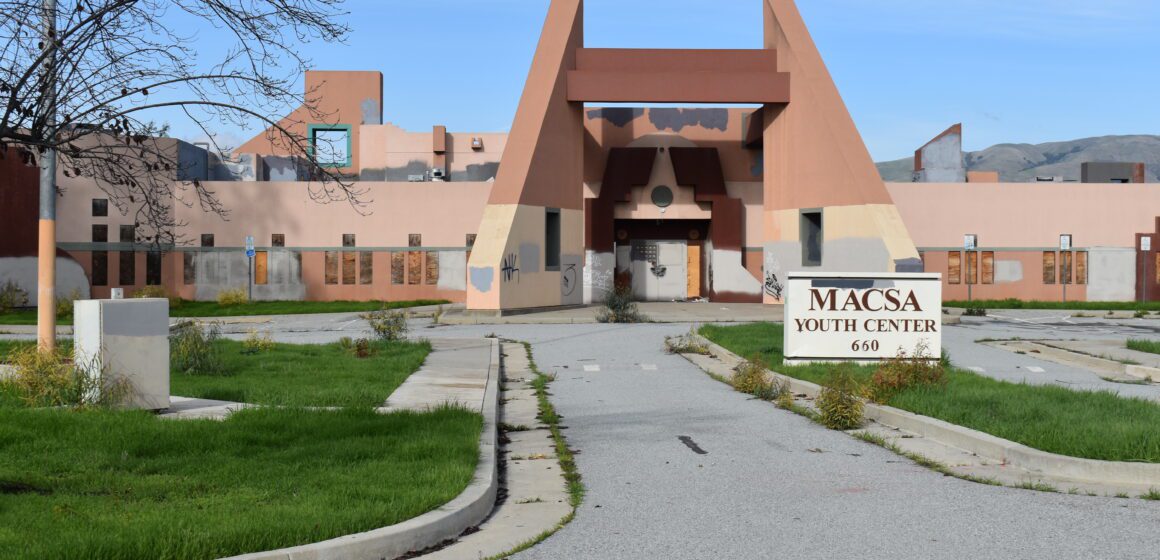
[876,135,1160,183]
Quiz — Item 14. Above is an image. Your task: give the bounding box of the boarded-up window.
[146,251,162,286]
[92,225,108,243]
[92,252,108,286]
[324,251,339,284]
[965,251,978,285]
[409,234,422,248]
[255,251,268,285]
[466,234,476,248]
[272,234,285,248]
[391,252,405,285]
[183,253,195,285]
[201,234,214,247]
[1043,251,1056,284]
[947,252,961,285]
[1061,251,1073,285]
[360,252,373,285]
[119,225,136,285]
[342,251,357,284]
[1075,251,1087,285]
[425,251,439,285]
[981,251,995,285]
[343,234,356,248]
[408,251,422,285]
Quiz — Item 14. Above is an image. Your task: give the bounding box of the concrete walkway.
[441,302,784,325]
[383,338,494,413]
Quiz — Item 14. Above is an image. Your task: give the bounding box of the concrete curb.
[692,334,1160,488]
[224,338,501,560]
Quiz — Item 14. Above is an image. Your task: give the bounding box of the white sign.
[1144,237,1153,252]
[245,235,255,251]
[784,272,943,364]
[1060,234,1072,251]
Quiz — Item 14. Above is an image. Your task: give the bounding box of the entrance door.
[629,240,688,301]
[687,242,702,299]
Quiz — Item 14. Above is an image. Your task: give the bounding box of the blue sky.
[172,0,1160,161]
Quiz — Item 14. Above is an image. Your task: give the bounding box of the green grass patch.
[172,339,430,408]
[1127,338,1160,356]
[701,322,1160,463]
[945,299,1160,312]
[0,405,481,560]
[0,299,448,325]
[0,339,73,363]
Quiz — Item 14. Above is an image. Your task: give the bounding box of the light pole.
[36,0,58,353]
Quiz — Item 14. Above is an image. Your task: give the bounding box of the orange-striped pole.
[37,0,57,353]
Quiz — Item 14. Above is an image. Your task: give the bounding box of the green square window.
[308,124,352,168]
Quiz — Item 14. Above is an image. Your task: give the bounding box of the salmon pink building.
[3,0,1159,310]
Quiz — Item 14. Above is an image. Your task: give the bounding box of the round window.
[651,186,674,208]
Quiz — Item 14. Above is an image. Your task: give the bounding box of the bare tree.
[0,0,362,349]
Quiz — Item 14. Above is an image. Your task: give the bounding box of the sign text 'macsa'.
[809,287,923,313]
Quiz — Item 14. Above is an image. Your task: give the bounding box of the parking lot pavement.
[405,322,1160,560]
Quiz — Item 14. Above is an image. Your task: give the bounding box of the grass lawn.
[172,339,431,407]
[0,405,482,560]
[1127,338,1160,356]
[0,299,449,325]
[945,299,1160,312]
[701,322,1160,463]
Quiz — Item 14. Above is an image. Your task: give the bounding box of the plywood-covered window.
[146,251,162,286]
[324,251,339,285]
[409,234,422,248]
[408,251,422,285]
[255,251,269,285]
[391,252,405,285]
[425,251,439,285]
[1043,251,1056,284]
[1075,251,1087,285]
[119,225,136,286]
[965,251,978,285]
[342,251,357,285]
[1060,251,1073,285]
[981,251,995,285]
[360,252,373,285]
[947,251,961,285]
[92,225,108,286]
[183,253,195,285]
[271,234,285,248]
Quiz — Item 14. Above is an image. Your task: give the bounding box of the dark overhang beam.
[567,48,790,104]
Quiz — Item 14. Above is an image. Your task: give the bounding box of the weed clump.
[216,288,248,306]
[963,307,987,317]
[2,345,129,408]
[54,288,83,318]
[867,342,946,403]
[732,356,790,402]
[170,321,225,375]
[664,327,710,355]
[338,336,375,358]
[362,308,408,341]
[0,280,29,313]
[817,365,865,430]
[596,286,646,324]
[241,329,275,354]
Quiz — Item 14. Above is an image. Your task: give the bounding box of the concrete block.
[73,298,170,410]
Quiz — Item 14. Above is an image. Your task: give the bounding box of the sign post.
[784,272,943,364]
[245,235,255,302]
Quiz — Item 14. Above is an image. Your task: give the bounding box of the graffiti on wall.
[764,272,783,299]
[562,264,577,297]
[501,253,520,283]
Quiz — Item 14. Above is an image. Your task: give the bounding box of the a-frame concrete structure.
[466,0,919,312]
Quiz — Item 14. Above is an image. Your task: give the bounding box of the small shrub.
[775,385,795,409]
[1135,310,1148,319]
[0,280,30,313]
[216,288,248,306]
[867,341,947,403]
[433,304,445,324]
[3,345,129,408]
[963,307,987,317]
[338,336,354,352]
[55,288,83,318]
[361,308,408,341]
[241,329,274,354]
[134,285,167,299]
[596,286,646,324]
[732,356,790,401]
[170,320,225,375]
[817,365,865,430]
[337,337,374,358]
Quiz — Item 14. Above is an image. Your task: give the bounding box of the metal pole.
[248,255,253,302]
[36,0,57,353]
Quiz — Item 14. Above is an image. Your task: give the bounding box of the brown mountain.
[876,135,1160,182]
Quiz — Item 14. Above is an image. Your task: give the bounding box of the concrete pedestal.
[74,298,170,410]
